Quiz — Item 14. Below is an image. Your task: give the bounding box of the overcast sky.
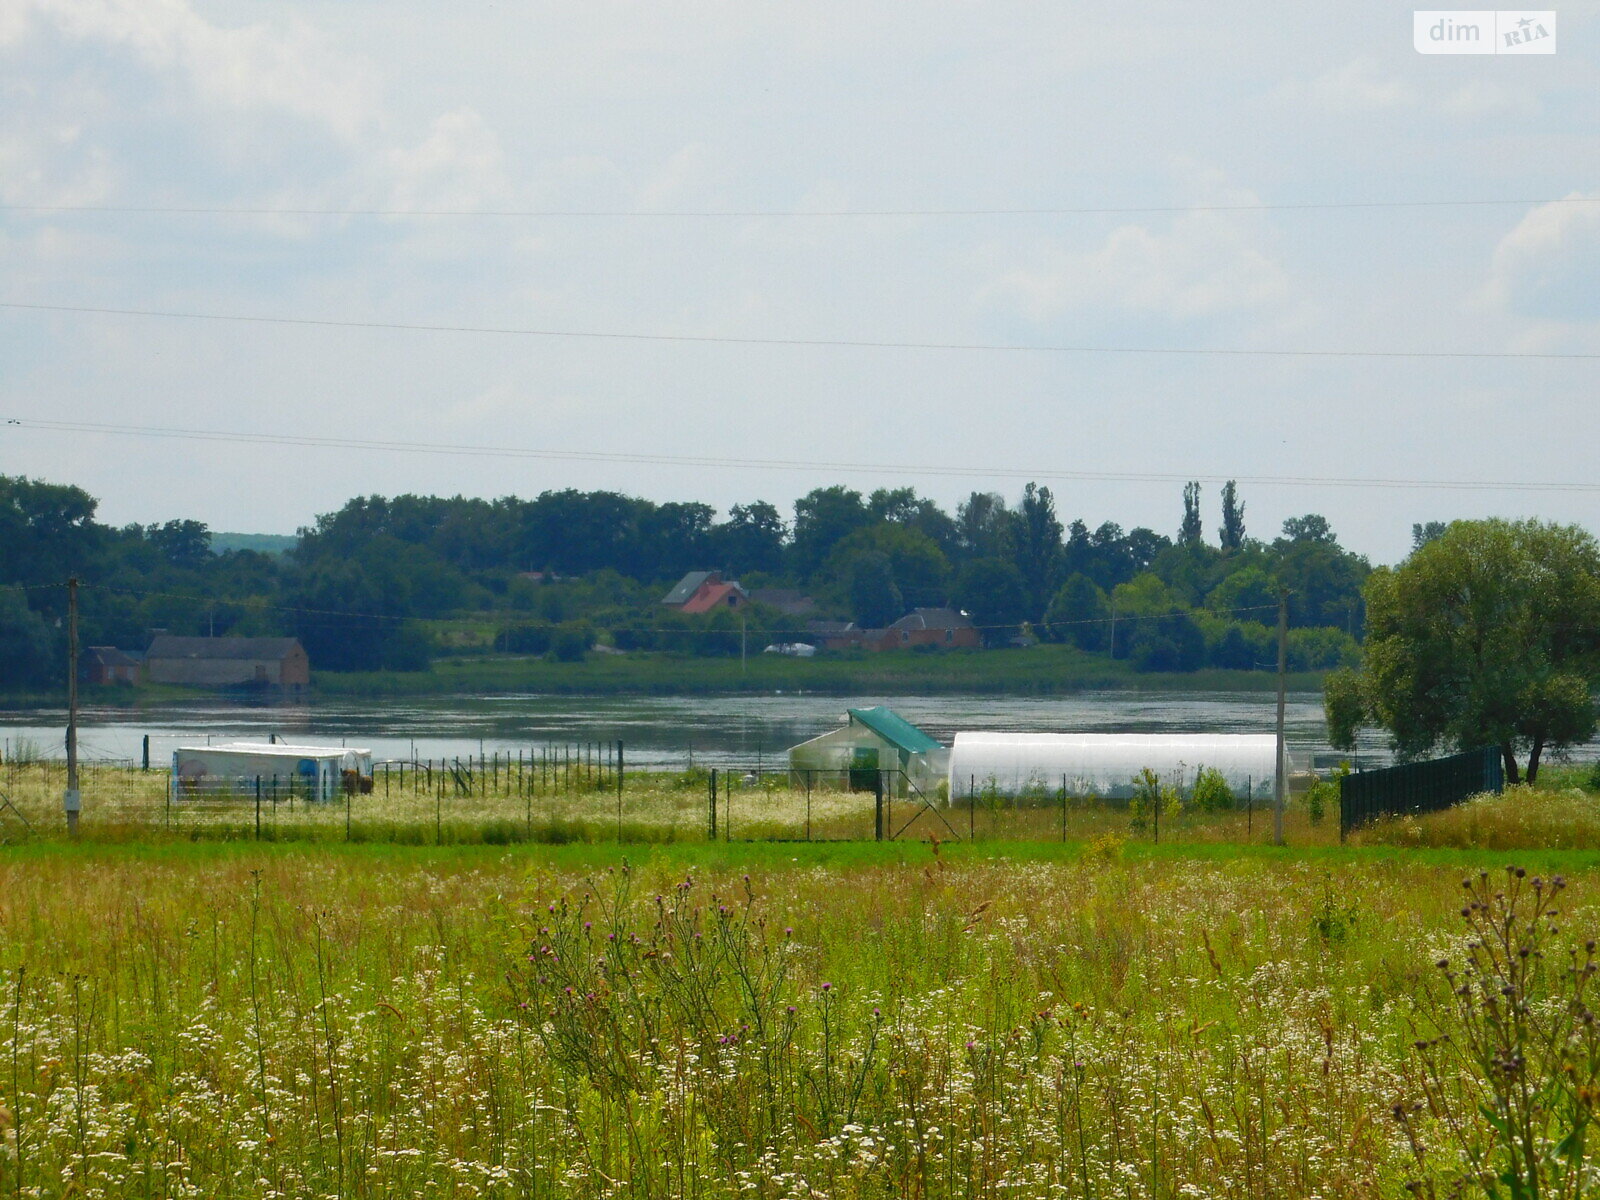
[2,0,1597,563]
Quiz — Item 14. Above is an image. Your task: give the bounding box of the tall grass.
[2,845,1590,1195]
[0,762,1341,849]
[1351,785,1600,850]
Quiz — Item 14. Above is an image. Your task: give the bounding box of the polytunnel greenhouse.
[945,732,1283,802]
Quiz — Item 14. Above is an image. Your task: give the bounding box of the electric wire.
[4,300,1595,361]
[3,197,1597,218]
[6,417,1597,495]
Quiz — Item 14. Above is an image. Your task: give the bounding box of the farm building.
[145,636,310,691]
[788,707,948,796]
[171,742,373,803]
[83,646,141,685]
[946,732,1283,802]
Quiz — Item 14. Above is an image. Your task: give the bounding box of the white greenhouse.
[946,733,1283,803]
[171,742,374,803]
[787,707,948,796]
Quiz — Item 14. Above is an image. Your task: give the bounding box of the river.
[0,690,1388,772]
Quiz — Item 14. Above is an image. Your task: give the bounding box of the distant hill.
[209,531,298,556]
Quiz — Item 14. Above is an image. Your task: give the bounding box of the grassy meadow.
[7,761,1600,1195]
[0,760,1339,849]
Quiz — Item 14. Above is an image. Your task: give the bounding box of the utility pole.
[65,577,81,838]
[1273,589,1288,846]
[740,612,747,675]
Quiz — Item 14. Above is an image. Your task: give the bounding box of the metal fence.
[1338,746,1504,838]
[0,743,1329,846]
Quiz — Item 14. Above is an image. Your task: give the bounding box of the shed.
[946,732,1282,802]
[171,741,373,803]
[788,707,948,796]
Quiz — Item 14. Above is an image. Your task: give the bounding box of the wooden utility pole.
[1273,589,1288,846]
[65,577,81,838]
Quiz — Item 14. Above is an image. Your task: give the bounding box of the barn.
[145,637,310,691]
[946,732,1282,803]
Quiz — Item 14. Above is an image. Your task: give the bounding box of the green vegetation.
[4,839,1600,1196]
[0,473,1368,689]
[1327,518,1600,783]
[314,644,1332,697]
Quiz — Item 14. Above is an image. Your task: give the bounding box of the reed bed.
[2,845,1592,1197]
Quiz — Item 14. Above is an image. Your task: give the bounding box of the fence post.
[436,771,442,846]
[255,776,261,840]
[969,775,975,842]
[874,772,884,842]
[806,771,812,842]
[708,769,717,841]
[142,735,150,772]
[1061,773,1067,843]
[616,740,624,836]
[346,779,352,842]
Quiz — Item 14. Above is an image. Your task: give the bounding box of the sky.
[1,0,1597,564]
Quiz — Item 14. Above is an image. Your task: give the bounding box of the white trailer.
[171,742,373,803]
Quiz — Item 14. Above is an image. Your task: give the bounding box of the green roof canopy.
[847,707,941,755]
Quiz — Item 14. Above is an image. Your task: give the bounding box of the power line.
[4,300,1597,361]
[2,197,1597,219]
[7,417,1599,495]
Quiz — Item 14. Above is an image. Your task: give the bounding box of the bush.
[1129,767,1181,832]
[548,621,593,663]
[1190,766,1235,813]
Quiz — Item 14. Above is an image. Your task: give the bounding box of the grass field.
[0,761,1338,849]
[309,646,1327,698]
[3,840,1600,1197]
[7,763,1600,1196]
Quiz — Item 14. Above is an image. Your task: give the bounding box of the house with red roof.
[660,570,749,614]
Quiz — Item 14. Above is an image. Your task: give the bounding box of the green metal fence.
[1339,746,1504,838]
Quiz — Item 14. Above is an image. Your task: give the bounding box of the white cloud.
[1479,193,1600,321]
[381,108,511,213]
[19,0,380,139]
[979,169,1292,323]
[1294,56,1413,112]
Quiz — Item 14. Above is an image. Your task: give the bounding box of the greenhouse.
[788,707,948,797]
[946,732,1282,802]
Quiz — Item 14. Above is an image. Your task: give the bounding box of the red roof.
[680,582,746,614]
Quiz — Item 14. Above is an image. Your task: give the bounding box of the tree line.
[0,474,1375,678]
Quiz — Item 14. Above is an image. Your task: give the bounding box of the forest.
[0,474,1376,680]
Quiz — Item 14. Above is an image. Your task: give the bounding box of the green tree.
[1179,482,1202,546]
[1042,573,1110,650]
[715,501,786,574]
[0,589,56,688]
[1219,480,1245,550]
[845,552,903,629]
[1017,482,1064,619]
[791,486,871,579]
[825,524,950,610]
[1325,518,1600,783]
[954,558,1027,646]
[1410,520,1448,553]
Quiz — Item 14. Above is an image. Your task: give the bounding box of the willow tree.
[1325,519,1600,783]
